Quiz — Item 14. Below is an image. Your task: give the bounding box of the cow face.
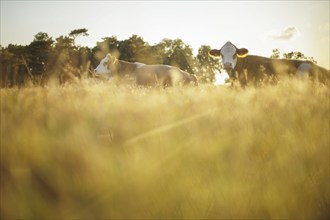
[94,53,118,78]
[94,53,111,76]
[209,41,248,78]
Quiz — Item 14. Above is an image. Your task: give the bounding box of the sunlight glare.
[214,71,229,85]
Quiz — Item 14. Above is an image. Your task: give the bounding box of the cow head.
[94,53,117,77]
[209,41,248,78]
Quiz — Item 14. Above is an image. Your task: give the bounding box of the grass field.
[1,80,329,219]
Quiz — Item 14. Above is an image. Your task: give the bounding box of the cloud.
[270,27,298,40]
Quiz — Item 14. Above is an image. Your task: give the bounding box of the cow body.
[233,55,328,86]
[135,64,198,87]
[209,41,329,86]
[94,54,198,87]
[110,59,145,78]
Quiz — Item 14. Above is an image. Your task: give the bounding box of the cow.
[94,53,198,87]
[209,41,329,87]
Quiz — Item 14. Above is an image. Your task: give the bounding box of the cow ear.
[237,48,249,58]
[209,49,221,59]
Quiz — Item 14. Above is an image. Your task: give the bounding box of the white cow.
[94,53,198,87]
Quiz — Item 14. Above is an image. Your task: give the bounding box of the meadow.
[1,79,329,219]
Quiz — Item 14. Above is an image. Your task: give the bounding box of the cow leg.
[163,78,171,88]
[238,70,248,88]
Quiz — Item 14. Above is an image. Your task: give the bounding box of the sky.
[1,0,329,69]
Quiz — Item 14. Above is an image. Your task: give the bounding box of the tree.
[283,51,317,64]
[118,35,147,62]
[155,38,195,73]
[54,36,74,66]
[28,32,55,75]
[0,46,16,87]
[125,35,151,64]
[69,28,89,45]
[271,48,317,64]
[55,28,89,66]
[195,45,222,83]
[2,44,34,87]
[101,36,120,52]
[270,49,280,59]
[69,28,89,38]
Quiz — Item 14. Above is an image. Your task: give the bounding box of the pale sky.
[1,0,329,68]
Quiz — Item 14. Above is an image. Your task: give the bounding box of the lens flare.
[214,71,229,85]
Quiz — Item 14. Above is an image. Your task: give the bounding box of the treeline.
[0,28,317,88]
[0,28,221,87]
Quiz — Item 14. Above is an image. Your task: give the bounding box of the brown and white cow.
[94,53,198,87]
[209,41,329,87]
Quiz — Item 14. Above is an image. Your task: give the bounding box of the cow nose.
[223,63,233,71]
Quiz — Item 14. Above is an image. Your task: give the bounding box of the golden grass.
[1,80,329,219]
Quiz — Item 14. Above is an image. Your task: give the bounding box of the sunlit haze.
[1,0,329,68]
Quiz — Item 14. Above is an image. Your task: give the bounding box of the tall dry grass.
[1,80,329,219]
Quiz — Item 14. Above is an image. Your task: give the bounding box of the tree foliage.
[271,49,317,64]
[195,45,222,83]
[28,32,54,75]
[69,28,89,39]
